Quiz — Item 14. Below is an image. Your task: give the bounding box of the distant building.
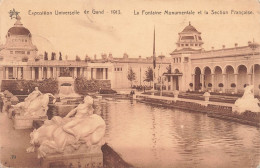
[165,22,260,95]
[0,17,259,95]
[0,16,169,90]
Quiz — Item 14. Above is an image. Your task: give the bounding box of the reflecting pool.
[96,99,260,168]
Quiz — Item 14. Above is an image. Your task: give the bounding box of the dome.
[8,27,30,36]
[7,15,31,36]
[181,22,198,33]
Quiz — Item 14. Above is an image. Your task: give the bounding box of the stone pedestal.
[40,145,103,168]
[13,115,47,129]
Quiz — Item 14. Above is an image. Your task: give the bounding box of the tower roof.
[7,16,31,36]
[181,22,199,33]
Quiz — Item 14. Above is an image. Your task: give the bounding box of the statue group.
[234,85,260,113]
[11,87,56,117]
[26,95,106,159]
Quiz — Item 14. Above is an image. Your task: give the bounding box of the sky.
[0,0,260,59]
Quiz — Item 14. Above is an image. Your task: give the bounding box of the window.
[181,36,195,40]
[10,51,13,54]
[191,44,194,46]
[198,36,202,40]
[15,51,25,54]
[184,57,189,62]
[27,51,30,55]
[25,40,27,42]
[195,44,198,46]
[114,68,116,71]
[181,44,184,47]
[185,44,189,46]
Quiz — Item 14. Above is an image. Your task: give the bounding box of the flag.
[153,26,156,69]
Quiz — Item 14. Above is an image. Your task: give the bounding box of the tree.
[127,67,136,87]
[76,55,81,61]
[44,51,48,60]
[59,52,62,60]
[51,52,56,60]
[144,67,153,86]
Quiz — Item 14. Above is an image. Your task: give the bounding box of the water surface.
[96,99,260,168]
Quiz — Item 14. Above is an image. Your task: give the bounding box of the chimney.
[222,45,225,49]
[94,54,97,60]
[235,43,238,47]
[211,47,214,50]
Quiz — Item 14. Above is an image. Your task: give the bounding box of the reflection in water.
[97,99,260,168]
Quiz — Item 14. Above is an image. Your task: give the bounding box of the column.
[5,67,8,79]
[86,68,91,79]
[192,74,195,91]
[211,74,215,92]
[102,68,106,80]
[17,67,21,79]
[170,76,174,91]
[13,67,17,79]
[234,74,238,93]
[23,66,30,79]
[93,68,96,79]
[57,67,60,77]
[178,76,182,91]
[47,67,51,78]
[247,73,252,85]
[222,74,227,93]
[80,68,84,77]
[32,67,35,80]
[166,76,169,91]
[53,67,57,78]
[73,67,77,78]
[200,74,204,91]
[38,67,42,80]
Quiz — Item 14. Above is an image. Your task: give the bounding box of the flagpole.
[152,26,156,95]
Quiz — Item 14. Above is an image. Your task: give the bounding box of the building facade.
[166,22,260,95]
[0,17,259,94]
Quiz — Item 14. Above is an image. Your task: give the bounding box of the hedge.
[1,78,59,95]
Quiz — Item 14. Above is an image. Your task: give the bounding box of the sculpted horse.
[27,114,106,158]
[13,93,56,117]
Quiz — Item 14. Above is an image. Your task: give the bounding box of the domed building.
[173,22,204,54]
[164,22,260,95]
[0,16,38,62]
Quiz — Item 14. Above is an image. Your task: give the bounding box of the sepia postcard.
[0,0,260,168]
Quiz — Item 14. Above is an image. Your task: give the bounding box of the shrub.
[74,77,111,93]
[231,83,236,88]
[208,83,212,87]
[1,79,58,95]
[218,83,224,88]
[99,89,117,94]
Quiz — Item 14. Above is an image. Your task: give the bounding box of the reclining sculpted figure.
[27,96,106,158]
[234,85,260,113]
[12,87,56,117]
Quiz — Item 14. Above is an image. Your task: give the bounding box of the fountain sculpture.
[233,85,260,113]
[11,87,56,129]
[27,96,106,167]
